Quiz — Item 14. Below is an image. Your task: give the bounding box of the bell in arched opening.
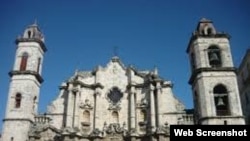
[209,52,221,66]
[217,97,225,106]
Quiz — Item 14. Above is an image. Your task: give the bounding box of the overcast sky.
[0,0,249,132]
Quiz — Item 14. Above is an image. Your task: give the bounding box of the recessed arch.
[111,111,119,123]
[213,84,230,116]
[82,110,90,123]
[20,52,29,71]
[140,110,147,122]
[27,30,32,38]
[208,45,222,67]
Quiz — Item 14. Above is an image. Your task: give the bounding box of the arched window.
[213,84,230,116]
[83,110,90,123]
[207,28,212,35]
[208,46,221,67]
[112,111,119,123]
[37,58,41,73]
[20,52,29,71]
[28,30,32,38]
[15,93,22,108]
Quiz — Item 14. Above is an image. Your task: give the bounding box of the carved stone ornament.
[103,122,128,135]
[108,103,121,110]
[128,128,137,136]
[156,122,170,135]
[90,128,103,137]
[137,97,148,109]
[79,99,93,110]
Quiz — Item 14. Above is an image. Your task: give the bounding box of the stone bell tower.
[1,22,47,141]
[187,18,245,125]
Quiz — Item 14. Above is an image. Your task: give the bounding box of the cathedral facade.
[1,18,245,141]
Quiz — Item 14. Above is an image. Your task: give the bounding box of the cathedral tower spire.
[187,18,245,124]
[2,22,47,141]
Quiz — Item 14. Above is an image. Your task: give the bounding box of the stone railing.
[180,114,194,125]
[34,115,51,124]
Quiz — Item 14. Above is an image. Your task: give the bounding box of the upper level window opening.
[208,46,222,67]
[213,84,230,116]
[20,52,29,71]
[15,93,22,108]
[37,58,41,73]
[28,30,32,38]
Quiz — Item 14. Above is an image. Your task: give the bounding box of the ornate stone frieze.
[103,122,128,136]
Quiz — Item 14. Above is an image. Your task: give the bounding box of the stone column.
[149,84,156,132]
[156,82,162,127]
[73,85,80,127]
[94,87,101,130]
[129,86,136,131]
[66,84,74,127]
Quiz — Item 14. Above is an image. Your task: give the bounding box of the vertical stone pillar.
[129,85,136,130]
[156,81,162,127]
[73,85,80,127]
[149,84,156,132]
[66,84,74,127]
[94,87,101,130]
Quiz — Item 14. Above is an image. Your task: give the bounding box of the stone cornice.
[3,118,33,123]
[15,38,47,52]
[9,70,44,83]
[69,80,104,89]
[189,67,237,84]
[198,116,245,124]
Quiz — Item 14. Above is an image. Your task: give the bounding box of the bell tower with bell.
[1,22,47,141]
[187,18,245,124]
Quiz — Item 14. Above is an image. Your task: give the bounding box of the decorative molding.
[9,70,44,83]
[189,67,237,84]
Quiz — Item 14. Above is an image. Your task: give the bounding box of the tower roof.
[15,21,47,52]
[186,18,230,53]
[23,21,44,41]
[195,17,216,36]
